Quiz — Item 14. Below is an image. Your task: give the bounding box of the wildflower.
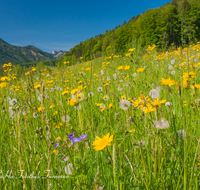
[71,138,81,143]
[71,88,79,95]
[133,73,137,77]
[61,115,70,123]
[103,95,109,101]
[55,137,61,141]
[107,76,111,81]
[160,77,176,87]
[137,68,145,73]
[33,112,38,118]
[168,65,173,70]
[75,93,84,101]
[53,150,58,154]
[68,133,75,139]
[120,100,131,110]
[97,87,103,92]
[177,130,186,138]
[154,118,169,129]
[65,163,73,175]
[171,60,175,64]
[68,99,79,106]
[38,107,45,112]
[88,92,94,97]
[62,91,70,95]
[49,105,54,109]
[151,97,166,107]
[171,70,175,75]
[55,139,59,150]
[9,99,17,106]
[124,65,130,70]
[34,84,41,89]
[100,70,104,75]
[92,132,113,151]
[142,104,155,113]
[165,102,172,107]
[117,66,123,70]
[80,134,87,139]
[149,89,159,99]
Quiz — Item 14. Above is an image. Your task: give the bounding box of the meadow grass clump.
[0,44,200,189]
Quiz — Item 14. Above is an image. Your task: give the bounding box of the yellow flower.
[49,105,54,109]
[68,99,79,106]
[38,107,45,112]
[25,71,31,76]
[151,98,166,107]
[53,150,58,154]
[137,68,145,73]
[117,66,123,70]
[129,129,135,133]
[55,137,61,141]
[0,82,8,88]
[92,133,113,151]
[71,88,79,94]
[128,48,135,52]
[124,65,130,70]
[160,77,176,87]
[62,90,70,95]
[142,104,155,113]
[34,84,41,89]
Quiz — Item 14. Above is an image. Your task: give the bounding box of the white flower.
[107,76,111,81]
[9,99,17,106]
[100,104,106,109]
[100,70,104,76]
[171,60,175,64]
[177,130,186,138]
[65,163,73,175]
[120,100,131,110]
[119,80,123,83]
[165,102,172,107]
[88,92,94,97]
[97,87,103,92]
[61,115,70,123]
[154,118,169,129]
[103,95,109,101]
[133,73,137,77]
[168,65,173,70]
[113,73,117,80]
[74,104,81,110]
[149,89,159,99]
[33,112,38,118]
[117,87,123,91]
[171,70,175,75]
[75,93,84,101]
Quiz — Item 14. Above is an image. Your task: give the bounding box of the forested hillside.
[58,0,200,67]
[0,38,54,65]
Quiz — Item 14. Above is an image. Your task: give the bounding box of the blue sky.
[0,0,171,53]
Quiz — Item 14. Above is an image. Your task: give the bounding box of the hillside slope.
[0,38,54,65]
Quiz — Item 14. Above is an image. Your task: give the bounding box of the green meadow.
[0,43,200,189]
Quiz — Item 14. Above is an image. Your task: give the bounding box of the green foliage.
[59,0,200,67]
[0,38,57,65]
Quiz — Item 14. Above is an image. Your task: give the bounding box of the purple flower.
[70,138,81,143]
[80,134,87,139]
[55,139,59,150]
[68,132,75,139]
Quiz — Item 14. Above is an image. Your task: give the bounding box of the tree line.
[58,0,200,67]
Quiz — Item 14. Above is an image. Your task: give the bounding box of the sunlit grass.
[0,44,200,189]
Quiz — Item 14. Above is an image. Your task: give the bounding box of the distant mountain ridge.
[0,38,66,65]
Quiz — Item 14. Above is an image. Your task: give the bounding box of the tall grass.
[0,44,200,189]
